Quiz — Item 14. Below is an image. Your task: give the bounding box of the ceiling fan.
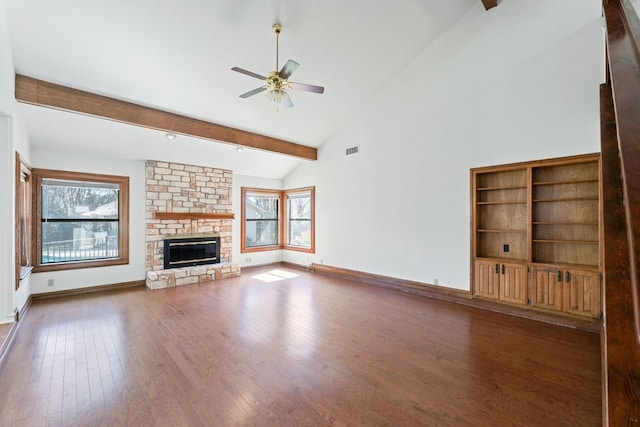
[231,24,325,108]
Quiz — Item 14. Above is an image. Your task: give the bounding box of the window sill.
[34,257,129,273]
[284,245,314,254]
[241,245,314,254]
[19,266,34,282]
[241,245,281,253]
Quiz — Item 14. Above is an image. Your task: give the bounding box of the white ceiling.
[4,0,479,178]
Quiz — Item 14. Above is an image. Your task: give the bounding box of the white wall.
[0,0,32,322]
[29,149,146,293]
[233,174,284,267]
[284,0,604,290]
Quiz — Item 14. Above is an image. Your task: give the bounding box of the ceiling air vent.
[345,146,359,156]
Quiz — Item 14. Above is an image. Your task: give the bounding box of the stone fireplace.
[144,161,240,289]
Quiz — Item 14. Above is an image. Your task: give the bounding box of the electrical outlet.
[245,257,252,262]
[434,278,439,285]
[47,278,55,287]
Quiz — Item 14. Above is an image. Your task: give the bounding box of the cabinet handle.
[557,271,562,282]
[501,264,505,275]
[495,264,499,274]
[565,271,570,282]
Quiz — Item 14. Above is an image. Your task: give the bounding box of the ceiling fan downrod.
[273,24,282,73]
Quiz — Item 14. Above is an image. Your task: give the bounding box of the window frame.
[241,187,282,253]
[32,168,130,272]
[241,186,315,254]
[283,186,315,253]
[15,152,32,289]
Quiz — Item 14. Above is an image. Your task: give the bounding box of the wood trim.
[31,168,129,272]
[312,263,600,332]
[604,0,640,344]
[600,82,640,423]
[238,261,310,271]
[0,321,17,368]
[240,186,316,253]
[154,212,234,220]
[15,74,317,161]
[282,186,315,253]
[600,81,640,425]
[31,280,146,300]
[481,0,498,10]
[602,0,640,423]
[312,262,472,302]
[470,152,600,174]
[15,152,32,290]
[0,295,33,370]
[240,187,282,253]
[280,261,313,271]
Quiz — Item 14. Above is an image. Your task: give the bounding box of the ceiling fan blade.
[288,81,325,94]
[282,92,294,108]
[239,86,267,98]
[231,67,266,81]
[279,59,299,80]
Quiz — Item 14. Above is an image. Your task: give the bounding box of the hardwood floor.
[0,266,601,426]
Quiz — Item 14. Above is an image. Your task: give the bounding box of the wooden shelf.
[477,201,527,205]
[533,197,599,202]
[532,178,598,186]
[478,229,527,233]
[533,222,598,225]
[477,185,528,191]
[472,154,601,319]
[533,239,599,245]
[154,212,235,220]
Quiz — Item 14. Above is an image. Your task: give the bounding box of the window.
[241,186,315,253]
[241,188,281,252]
[15,152,32,289]
[284,187,314,252]
[33,169,129,272]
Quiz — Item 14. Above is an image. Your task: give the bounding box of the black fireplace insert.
[163,235,220,269]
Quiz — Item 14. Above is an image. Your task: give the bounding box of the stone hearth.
[144,160,240,289]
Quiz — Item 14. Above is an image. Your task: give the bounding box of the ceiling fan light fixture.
[231,23,324,109]
[266,88,285,103]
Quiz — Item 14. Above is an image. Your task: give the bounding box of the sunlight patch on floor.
[252,269,299,282]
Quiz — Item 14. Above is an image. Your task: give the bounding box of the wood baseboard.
[311,263,600,333]
[0,322,17,368]
[239,261,311,272]
[312,263,472,302]
[0,295,33,371]
[32,280,146,300]
[280,261,312,271]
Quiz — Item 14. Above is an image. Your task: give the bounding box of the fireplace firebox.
[163,235,220,270]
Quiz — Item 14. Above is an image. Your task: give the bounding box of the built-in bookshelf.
[471,154,601,319]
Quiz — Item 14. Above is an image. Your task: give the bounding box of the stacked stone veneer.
[145,160,240,289]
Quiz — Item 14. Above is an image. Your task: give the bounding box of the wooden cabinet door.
[474,260,499,299]
[563,269,602,318]
[530,266,563,311]
[499,262,527,305]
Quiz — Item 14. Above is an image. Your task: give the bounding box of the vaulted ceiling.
[4,0,488,178]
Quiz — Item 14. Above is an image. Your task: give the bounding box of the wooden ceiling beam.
[482,0,498,10]
[14,74,317,161]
